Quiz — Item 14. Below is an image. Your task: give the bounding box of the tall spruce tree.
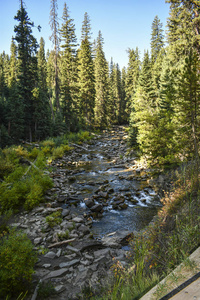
[77,12,95,127]
[125,48,140,118]
[166,0,200,165]
[94,31,109,128]
[121,67,127,124]
[6,39,22,141]
[14,0,38,141]
[151,15,164,63]
[166,0,200,56]
[172,50,200,162]
[59,3,79,131]
[111,63,123,124]
[130,51,156,152]
[0,52,11,147]
[49,0,60,112]
[34,37,52,140]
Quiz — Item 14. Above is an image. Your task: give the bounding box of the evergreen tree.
[172,49,200,162]
[151,15,164,63]
[110,63,123,124]
[46,49,55,121]
[59,3,79,131]
[166,0,200,56]
[130,51,156,151]
[94,31,109,128]
[6,39,22,141]
[33,37,52,140]
[125,48,140,118]
[0,52,10,146]
[165,0,200,165]
[77,12,95,127]
[49,0,60,112]
[14,0,38,141]
[121,67,127,124]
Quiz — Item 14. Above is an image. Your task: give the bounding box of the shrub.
[37,281,56,299]
[28,147,40,159]
[0,158,14,179]
[0,229,37,297]
[77,131,91,142]
[13,145,28,158]
[41,145,52,156]
[0,163,53,212]
[41,139,55,149]
[51,144,72,160]
[52,145,65,159]
[46,211,62,228]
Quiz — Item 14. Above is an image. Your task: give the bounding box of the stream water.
[62,128,161,238]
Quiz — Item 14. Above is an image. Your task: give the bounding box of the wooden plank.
[170,277,200,300]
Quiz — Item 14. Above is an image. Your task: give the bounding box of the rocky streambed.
[11,126,162,299]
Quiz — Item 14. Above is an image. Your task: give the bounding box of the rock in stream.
[10,126,161,299]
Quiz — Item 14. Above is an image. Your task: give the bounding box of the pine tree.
[33,37,52,140]
[0,52,11,147]
[77,13,95,127]
[6,39,23,141]
[151,15,164,64]
[172,49,200,162]
[110,63,123,124]
[166,1,200,56]
[166,0,200,165]
[130,51,156,152]
[94,31,109,128]
[121,67,127,124]
[125,48,140,118]
[49,0,60,112]
[59,3,79,131]
[14,0,38,141]
[46,49,55,121]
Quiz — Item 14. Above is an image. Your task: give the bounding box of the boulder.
[84,198,95,208]
[102,230,132,248]
[90,204,103,212]
[78,224,90,235]
[130,198,139,205]
[59,259,80,268]
[44,268,69,280]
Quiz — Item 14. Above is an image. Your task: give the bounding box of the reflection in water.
[91,206,159,238]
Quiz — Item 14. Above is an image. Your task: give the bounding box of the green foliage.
[78,12,95,127]
[0,156,14,180]
[37,281,56,299]
[0,148,53,212]
[58,229,69,240]
[0,229,37,297]
[77,130,91,142]
[45,211,62,228]
[94,31,109,128]
[28,147,40,159]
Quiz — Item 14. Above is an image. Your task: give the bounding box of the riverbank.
[4,126,162,299]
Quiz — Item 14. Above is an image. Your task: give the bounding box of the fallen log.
[48,238,76,248]
[70,143,89,151]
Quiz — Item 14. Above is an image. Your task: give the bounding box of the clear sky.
[0,0,170,69]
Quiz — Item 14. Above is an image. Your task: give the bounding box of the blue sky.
[0,0,170,68]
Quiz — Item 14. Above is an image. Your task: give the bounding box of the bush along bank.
[97,161,200,300]
[0,130,94,298]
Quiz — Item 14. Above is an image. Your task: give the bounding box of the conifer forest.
[0,0,200,167]
[1,0,200,299]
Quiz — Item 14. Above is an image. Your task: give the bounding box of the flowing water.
[63,128,161,238]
